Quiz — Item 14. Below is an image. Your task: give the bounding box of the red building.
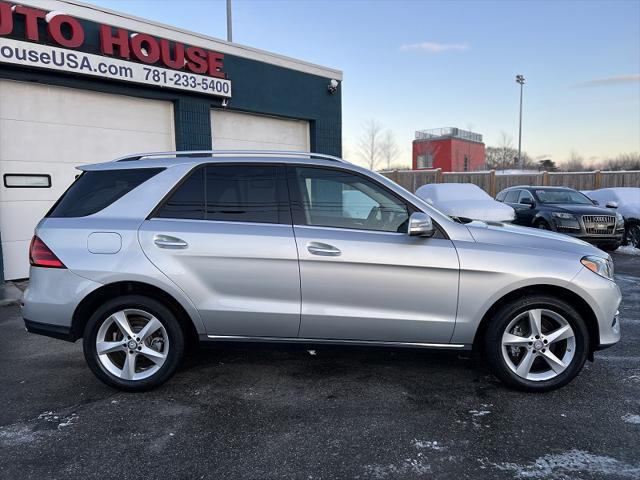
[412,128,485,172]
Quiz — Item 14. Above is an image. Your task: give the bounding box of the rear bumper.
[24,319,75,342]
[21,267,102,340]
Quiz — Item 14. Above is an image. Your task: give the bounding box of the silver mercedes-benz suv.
[22,151,621,392]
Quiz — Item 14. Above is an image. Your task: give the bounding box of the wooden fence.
[381,169,640,197]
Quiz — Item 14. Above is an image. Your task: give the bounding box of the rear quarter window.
[47,168,163,218]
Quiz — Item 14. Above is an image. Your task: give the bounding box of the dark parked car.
[496,186,624,251]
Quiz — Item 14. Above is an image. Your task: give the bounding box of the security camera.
[327,79,339,94]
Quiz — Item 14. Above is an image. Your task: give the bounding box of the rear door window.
[205,165,285,223]
[47,168,163,218]
[154,164,289,224]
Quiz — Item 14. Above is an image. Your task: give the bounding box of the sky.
[89,0,640,167]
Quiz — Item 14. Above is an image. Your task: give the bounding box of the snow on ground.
[413,440,446,451]
[617,245,640,255]
[622,414,640,424]
[0,410,78,447]
[489,449,640,479]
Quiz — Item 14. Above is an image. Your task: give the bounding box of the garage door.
[211,110,309,151]
[0,80,175,280]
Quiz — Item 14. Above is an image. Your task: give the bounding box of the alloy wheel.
[95,309,169,381]
[501,308,576,381]
[627,224,640,248]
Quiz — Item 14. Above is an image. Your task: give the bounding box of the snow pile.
[415,183,515,222]
[584,187,640,220]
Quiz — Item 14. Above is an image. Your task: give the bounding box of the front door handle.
[154,235,188,249]
[307,242,341,256]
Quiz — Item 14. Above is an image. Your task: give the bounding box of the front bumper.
[554,227,624,247]
[571,267,622,348]
[552,217,624,247]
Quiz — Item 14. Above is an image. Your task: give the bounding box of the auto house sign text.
[0,1,232,97]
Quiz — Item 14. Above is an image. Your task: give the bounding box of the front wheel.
[484,295,589,392]
[83,295,184,391]
[626,223,640,248]
[536,220,551,230]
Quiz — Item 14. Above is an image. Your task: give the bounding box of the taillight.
[29,236,66,268]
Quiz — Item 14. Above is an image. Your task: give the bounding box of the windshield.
[535,189,593,205]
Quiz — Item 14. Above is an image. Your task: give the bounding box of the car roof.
[503,185,576,191]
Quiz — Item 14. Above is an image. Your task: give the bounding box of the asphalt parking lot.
[1,253,639,480]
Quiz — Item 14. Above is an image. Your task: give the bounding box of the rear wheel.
[83,295,184,391]
[484,295,589,392]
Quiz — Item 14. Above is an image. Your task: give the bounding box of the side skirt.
[200,334,470,350]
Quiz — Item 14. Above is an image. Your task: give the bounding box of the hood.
[544,204,616,216]
[465,221,606,257]
[435,199,516,222]
[618,203,640,220]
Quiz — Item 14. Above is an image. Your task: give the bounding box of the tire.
[83,295,184,392]
[536,220,551,230]
[626,223,640,248]
[484,295,589,392]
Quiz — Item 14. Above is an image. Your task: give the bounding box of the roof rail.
[113,150,349,164]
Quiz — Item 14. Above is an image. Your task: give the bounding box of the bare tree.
[563,151,586,172]
[486,132,515,170]
[379,130,400,170]
[599,152,640,171]
[358,120,383,170]
[497,132,515,170]
[486,132,536,171]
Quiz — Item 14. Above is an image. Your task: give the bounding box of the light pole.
[226,0,233,42]
[516,74,525,170]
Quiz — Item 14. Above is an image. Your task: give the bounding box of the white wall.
[211,110,310,151]
[0,80,175,279]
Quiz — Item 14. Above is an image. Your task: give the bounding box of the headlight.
[615,213,624,226]
[581,255,615,280]
[552,212,576,220]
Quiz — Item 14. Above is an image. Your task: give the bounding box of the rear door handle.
[154,235,188,249]
[307,242,341,256]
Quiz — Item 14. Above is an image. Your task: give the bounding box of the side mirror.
[606,201,618,209]
[408,212,435,237]
[520,197,535,208]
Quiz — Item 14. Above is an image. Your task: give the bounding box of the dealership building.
[0,0,342,280]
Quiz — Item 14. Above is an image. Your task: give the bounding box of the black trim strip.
[24,319,76,342]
